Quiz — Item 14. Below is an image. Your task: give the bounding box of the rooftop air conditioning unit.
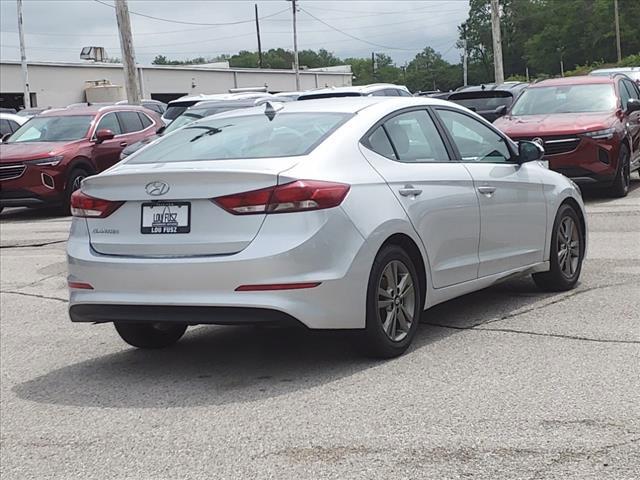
[80,47,107,62]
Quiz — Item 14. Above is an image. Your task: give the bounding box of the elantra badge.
[145,181,169,196]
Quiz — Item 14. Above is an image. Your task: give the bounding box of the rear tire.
[360,244,422,358]
[609,144,630,198]
[114,322,187,349]
[61,168,89,216]
[532,204,584,292]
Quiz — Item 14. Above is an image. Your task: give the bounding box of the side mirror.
[95,129,115,143]
[626,98,640,115]
[518,140,545,163]
[156,125,166,135]
[494,105,507,117]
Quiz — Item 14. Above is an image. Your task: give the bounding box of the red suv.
[494,75,640,197]
[0,105,162,213]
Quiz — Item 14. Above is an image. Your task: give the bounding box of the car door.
[621,78,640,168]
[91,112,125,172]
[434,107,547,278]
[359,108,481,288]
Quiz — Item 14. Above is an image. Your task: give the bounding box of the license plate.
[141,202,190,234]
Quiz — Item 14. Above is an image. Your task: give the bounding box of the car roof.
[299,83,409,97]
[532,75,614,87]
[0,112,26,123]
[40,104,153,116]
[168,92,277,104]
[192,96,451,120]
[590,67,640,74]
[454,82,528,93]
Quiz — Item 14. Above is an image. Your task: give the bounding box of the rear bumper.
[67,208,373,330]
[70,304,304,327]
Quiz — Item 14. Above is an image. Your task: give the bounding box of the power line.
[300,8,424,52]
[92,0,289,26]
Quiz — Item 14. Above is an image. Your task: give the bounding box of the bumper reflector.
[235,282,321,292]
[68,281,94,290]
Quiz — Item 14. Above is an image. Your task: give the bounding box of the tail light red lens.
[213,180,350,215]
[70,190,124,218]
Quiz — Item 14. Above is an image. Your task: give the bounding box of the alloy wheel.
[72,174,85,192]
[376,260,415,342]
[557,216,580,278]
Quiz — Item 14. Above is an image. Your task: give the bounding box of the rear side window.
[128,112,352,164]
[8,120,19,132]
[95,112,122,135]
[138,112,153,129]
[382,110,449,163]
[118,111,144,133]
[398,89,412,97]
[365,126,396,159]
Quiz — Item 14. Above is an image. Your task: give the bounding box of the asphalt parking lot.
[1,180,639,480]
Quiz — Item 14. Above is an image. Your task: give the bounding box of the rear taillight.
[213,180,350,215]
[70,190,123,218]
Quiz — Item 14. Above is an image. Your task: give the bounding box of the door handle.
[477,185,497,195]
[398,185,422,197]
[119,142,128,147]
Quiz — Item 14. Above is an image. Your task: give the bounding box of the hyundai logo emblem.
[145,181,170,196]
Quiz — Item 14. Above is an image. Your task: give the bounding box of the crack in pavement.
[0,290,67,303]
[437,281,637,331]
[0,240,66,249]
[424,322,640,345]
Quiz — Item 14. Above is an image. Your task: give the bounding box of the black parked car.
[446,82,529,122]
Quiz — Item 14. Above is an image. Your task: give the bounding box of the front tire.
[114,322,187,349]
[532,204,584,292]
[609,144,630,198]
[61,168,89,215]
[361,245,422,358]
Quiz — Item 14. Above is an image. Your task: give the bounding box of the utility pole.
[371,52,376,79]
[490,0,504,84]
[16,0,31,109]
[463,38,468,86]
[255,4,263,68]
[291,0,300,90]
[114,0,140,104]
[614,0,622,62]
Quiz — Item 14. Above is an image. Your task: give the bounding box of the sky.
[0,0,470,66]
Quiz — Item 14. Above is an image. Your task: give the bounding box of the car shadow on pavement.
[581,176,640,203]
[0,207,67,221]
[13,277,559,410]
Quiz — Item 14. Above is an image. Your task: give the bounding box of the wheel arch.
[378,233,427,307]
[65,157,96,189]
[559,196,587,253]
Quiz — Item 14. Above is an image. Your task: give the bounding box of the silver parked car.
[67,97,587,358]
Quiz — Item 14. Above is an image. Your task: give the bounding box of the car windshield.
[7,115,93,142]
[448,92,514,111]
[164,112,205,134]
[128,112,351,163]
[511,84,616,115]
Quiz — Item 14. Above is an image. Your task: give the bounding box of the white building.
[0,61,353,109]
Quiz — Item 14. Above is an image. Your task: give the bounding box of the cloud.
[1,0,469,65]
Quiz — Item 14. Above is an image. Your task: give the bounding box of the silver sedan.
[67,97,587,358]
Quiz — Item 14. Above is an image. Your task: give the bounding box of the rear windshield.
[448,92,514,112]
[128,112,352,163]
[511,84,616,115]
[164,101,198,120]
[7,115,93,142]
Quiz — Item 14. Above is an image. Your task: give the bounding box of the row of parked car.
[1,67,639,215]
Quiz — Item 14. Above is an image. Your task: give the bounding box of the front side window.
[128,112,351,164]
[622,79,639,101]
[437,109,512,163]
[382,110,449,163]
[619,80,631,109]
[7,115,93,143]
[95,113,122,135]
[511,84,616,115]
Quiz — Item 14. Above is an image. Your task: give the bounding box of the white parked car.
[297,83,412,100]
[0,112,27,141]
[67,97,587,358]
